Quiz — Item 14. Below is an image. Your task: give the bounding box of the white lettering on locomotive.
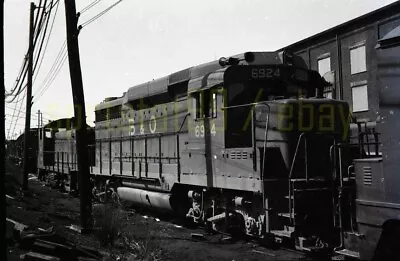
[129,118,135,135]
[149,115,157,134]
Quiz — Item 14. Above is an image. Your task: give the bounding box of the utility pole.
[64,0,92,230]
[22,2,35,190]
[1,0,7,259]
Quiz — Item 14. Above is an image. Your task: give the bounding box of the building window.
[350,44,366,74]
[318,55,331,76]
[352,85,368,112]
[324,91,332,99]
[318,55,332,98]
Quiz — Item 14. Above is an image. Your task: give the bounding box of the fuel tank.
[117,187,173,212]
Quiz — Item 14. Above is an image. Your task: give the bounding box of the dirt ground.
[5,160,312,261]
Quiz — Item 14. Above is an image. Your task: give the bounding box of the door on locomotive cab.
[183,87,221,187]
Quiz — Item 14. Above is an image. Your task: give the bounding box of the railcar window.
[202,90,211,118]
[192,90,215,119]
[95,105,122,122]
[211,92,217,118]
[109,105,122,120]
[192,93,201,119]
[95,109,107,122]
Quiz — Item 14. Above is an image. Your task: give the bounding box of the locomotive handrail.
[221,102,264,110]
[288,132,306,224]
[178,112,190,133]
[95,130,188,142]
[288,133,306,180]
[260,103,271,232]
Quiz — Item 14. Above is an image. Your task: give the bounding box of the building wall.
[283,12,400,122]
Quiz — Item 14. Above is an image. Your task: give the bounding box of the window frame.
[350,42,367,75]
[317,53,331,77]
[351,83,369,112]
[191,92,201,120]
[211,91,218,118]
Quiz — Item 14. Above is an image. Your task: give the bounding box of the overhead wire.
[32,0,43,37]
[6,0,57,137]
[6,1,48,136]
[7,0,52,101]
[7,0,125,138]
[33,0,60,84]
[32,40,67,103]
[34,51,68,102]
[6,58,28,101]
[6,1,45,102]
[79,0,124,28]
[32,6,51,75]
[33,0,48,48]
[5,104,53,121]
[7,93,26,139]
[79,0,101,14]
[47,0,60,10]
[6,56,28,97]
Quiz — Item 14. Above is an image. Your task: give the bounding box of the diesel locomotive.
[34,46,400,259]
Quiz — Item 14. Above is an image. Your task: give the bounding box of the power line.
[7,93,26,139]
[32,2,54,80]
[33,0,60,84]
[4,106,53,120]
[7,57,28,97]
[79,0,124,28]
[47,0,60,10]
[5,99,21,139]
[34,52,68,102]
[33,0,48,48]
[6,3,48,131]
[33,41,67,102]
[6,0,57,103]
[79,0,101,14]
[5,113,43,121]
[6,1,62,141]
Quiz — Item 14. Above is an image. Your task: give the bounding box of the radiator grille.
[229,151,248,160]
[363,166,372,186]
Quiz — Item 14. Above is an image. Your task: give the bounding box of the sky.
[4,0,398,139]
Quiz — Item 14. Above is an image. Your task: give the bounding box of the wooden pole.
[22,2,35,190]
[64,0,92,229]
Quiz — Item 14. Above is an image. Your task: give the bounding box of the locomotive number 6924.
[251,67,280,79]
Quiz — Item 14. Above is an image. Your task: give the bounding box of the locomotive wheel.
[108,188,120,207]
[204,208,245,238]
